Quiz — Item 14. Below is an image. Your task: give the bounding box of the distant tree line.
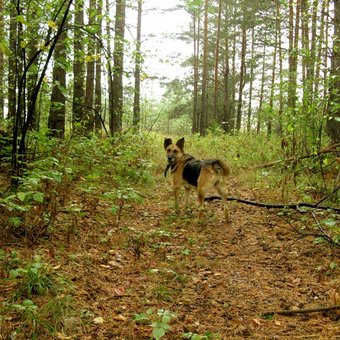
[172,0,339,145]
[0,0,339,178]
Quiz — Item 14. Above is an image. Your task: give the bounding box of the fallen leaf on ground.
[93,317,104,324]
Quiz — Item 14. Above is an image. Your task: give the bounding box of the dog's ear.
[164,138,173,150]
[176,137,185,150]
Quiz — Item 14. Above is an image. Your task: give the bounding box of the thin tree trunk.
[236,21,246,131]
[213,0,222,121]
[84,0,96,134]
[94,0,103,132]
[200,0,209,135]
[257,39,267,134]
[192,12,200,134]
[277,0,284,135]
[106,0,112,130]
[133,0,142,129]
[247,25,255,133]
[110,0,126,134]
[288,0,300,111]
[314,0,327,99]
[0,0,4,118]
[73,0,85,133]
[268,15,278,137]
[327,0,340,143]
[222,19,232,133]
[48,29,67,138]
[8,2,17,120]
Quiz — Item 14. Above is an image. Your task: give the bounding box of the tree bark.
[94,0,103,132]
[133,0,142,129]
[84,0,96,134]
[72,0,86,133]
[0,0,4,118]
[327,0,340,143]
[200,0,209,135]
[213,0,222,122]
[48,29,67,138]
[110,0,126,134]
[236,20,246,131]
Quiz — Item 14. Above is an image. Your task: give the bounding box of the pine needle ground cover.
[0,133,339,339]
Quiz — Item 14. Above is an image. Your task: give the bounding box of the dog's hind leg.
[216,182,229,222]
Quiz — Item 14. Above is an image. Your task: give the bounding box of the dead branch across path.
[263,305,340,316]
[205,195,340,213]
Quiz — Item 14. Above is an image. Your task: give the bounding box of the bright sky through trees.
[133,0,192,98]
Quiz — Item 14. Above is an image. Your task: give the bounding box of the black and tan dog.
[164,137,231,221]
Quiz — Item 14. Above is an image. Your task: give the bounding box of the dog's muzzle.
[167,156,176,165]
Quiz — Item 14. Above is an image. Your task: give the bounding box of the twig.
[263,305,340,316]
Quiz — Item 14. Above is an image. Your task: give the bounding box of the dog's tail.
[213,160,231,177]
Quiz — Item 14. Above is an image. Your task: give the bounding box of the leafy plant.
[134,308,176,339]
[9,256,66,298]
[183,331,218,340]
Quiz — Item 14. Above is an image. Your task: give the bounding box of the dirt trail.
[1,169,339,339]
[58,174,339,339]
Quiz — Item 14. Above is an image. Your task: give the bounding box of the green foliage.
[0,252,76,338]
[183,331,218,340]
[9,256,67,298]
[134,308,176,340]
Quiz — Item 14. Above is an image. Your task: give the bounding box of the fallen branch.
[205,195,340,213]
[254,143,340,169]
[263,305,340,316]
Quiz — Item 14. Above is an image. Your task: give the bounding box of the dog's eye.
[174,150,178,154]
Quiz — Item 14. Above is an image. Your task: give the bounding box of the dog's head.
[164,137,185,165]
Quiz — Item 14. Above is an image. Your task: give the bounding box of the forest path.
[63,171,339,339]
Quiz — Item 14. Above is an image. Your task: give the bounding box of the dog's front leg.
[173,186,180,212]
[184,187,191,212]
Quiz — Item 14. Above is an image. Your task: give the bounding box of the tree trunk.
[268,16,278,137]
[48,29,67,138]
[236,21,246,131]
[247,25,255,132]
[200,0,209,135]
[72,0,85,133]
[288,0,300,110]
[327,0,340,143]
[84,0,96,134]
[222,11,232,133]
[8,2,17,120]
[110,0,126,134]
[213,0,222,122]
[277,0,284,135]
[0,0,4,118]
[94,0,103,132]
[192,11,200,134]
[257,39,267,134]
[133,0,142,129]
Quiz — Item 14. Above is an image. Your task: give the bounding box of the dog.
[164,137,231,221]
